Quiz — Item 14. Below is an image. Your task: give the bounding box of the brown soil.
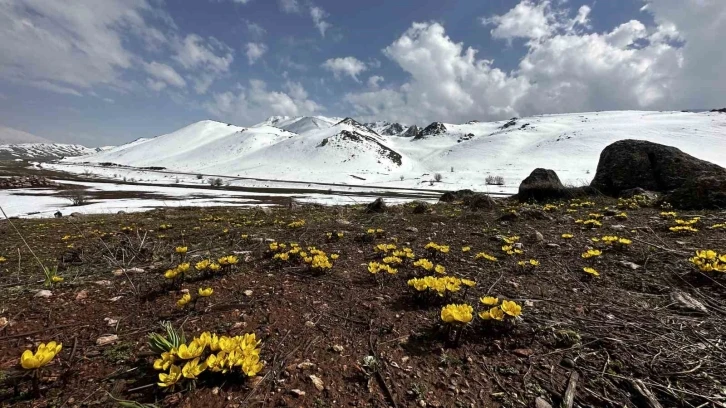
[0,199,725,407]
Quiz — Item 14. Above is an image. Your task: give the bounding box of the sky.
[0,0,724,147]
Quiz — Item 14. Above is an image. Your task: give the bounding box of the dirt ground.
[0,197,724,407]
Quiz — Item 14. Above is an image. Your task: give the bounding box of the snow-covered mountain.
[0,143,97,160]
[64,111,726,189]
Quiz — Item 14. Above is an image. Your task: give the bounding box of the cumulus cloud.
[204,79,322,124]
[245,42,268,65]
[322,57,367,81]
[367,75,384,88]
[245,20,266,37]
[310,6,331,37]
[345,0,726,125]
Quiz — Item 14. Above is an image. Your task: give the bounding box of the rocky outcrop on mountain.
[517,168,567,202]
[335,118,380,135]
[381,123,405,136]
[0,176,57,189]
[402,125,420,138]
[414,122,447,140]
[318,130,403,166]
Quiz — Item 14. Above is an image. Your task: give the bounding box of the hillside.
[0,143,96,160]
[64,111,726,189]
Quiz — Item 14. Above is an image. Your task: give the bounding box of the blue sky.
[0,0,723,146]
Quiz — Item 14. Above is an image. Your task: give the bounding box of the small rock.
[70,212,83,217]
[0,317,8,329]
[546,243,560,248]
[513,348,534,357]
[671,291,709,314]
[212,387,220,396]
[618,260,641,270]
[309,374,324,391]
[75,290,88,301]
[104,317,119,326]
[290,389,306,397]
[405,226,419,233]
[35,290,52,298]
[513,243,524,249]
[332,344,344,353]
[535,397,553,408]
[232,322,246,329]
[96,334,119,346]
[243,290,253,297]
[94,280,112,286]
[336,219,351,226]
[297,360,316,370]
[418,400,427,407]
[532,230,544,242]
[109,296,123,302]
[609,224,627,231]
[560,357,575,369]
[304,321,315,328]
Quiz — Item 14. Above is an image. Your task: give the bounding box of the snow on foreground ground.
[56,110,726,195]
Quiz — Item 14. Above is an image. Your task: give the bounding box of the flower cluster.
[669,225,698,234]
[660,211,677,218]
[0,256,6,263]
[689,250,726,273]
[583,267,600,277]
[407,276,474,296]
[326,231,344,240]
[20,341,62,369]
[576,219,602,228]
[287,220,306,228]
[581,249,602,259]
[154,331,263,389]
[374,243,397,253]
[440,304,473,324]
[366,228,385,236]
[165,263,191,280]
[543,204,559,212]
[614,212,628,220]
[478,298,522,321]
[501,245,523,256]
[617,194,652,209]
[425,242,450,255]
[159,223,173,230]
[710,223,726,230]
[271,243,335,272]
[517,259,540,268]
[594,235,632,247]
[474,252,498,262]
[368,261,397,274]
[569,200,595,208]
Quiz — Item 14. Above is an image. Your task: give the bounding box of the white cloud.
[481,0,555,40]
[147,78,167,92]
[310,6,331,37]
[173,34,233,73]
[144,61,186,88]
[367,75,384,88]
[0,0,156,95]
[245,20,266,37]
[245,42,268,65]
[322,57,367,81]
[345,0,726,125]
[278,0,300,13]
[204,79,322,125]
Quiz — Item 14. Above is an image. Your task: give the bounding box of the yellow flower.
[198,287,214,297]
[561,234,573,239]
[158,365,182,388]
[500,300,522,317]
[20,341,62,369]
[617,238,632,245]
[177,263,190,273]
[440,304,474,324]
[209,263,221,272]
[434,264,446,274]
[461,279,476,287]
[175,246,188,254]
[413,258,434,271]
[241,234,249,239]
[480,306,504,321]
[195,260,210,271]
[480,296,499,306]
[461,246,471,252]
[182,357,208,379]
[176,293,191,308]
[581,249,602,259]
[474,252,497,262]
[164,269,178,279]
[177,340,205,360]
[583,267,600,276]
[51,275,64,283]
[0,256,7,263]
[330,254,339,260]
[153,351,176,371]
